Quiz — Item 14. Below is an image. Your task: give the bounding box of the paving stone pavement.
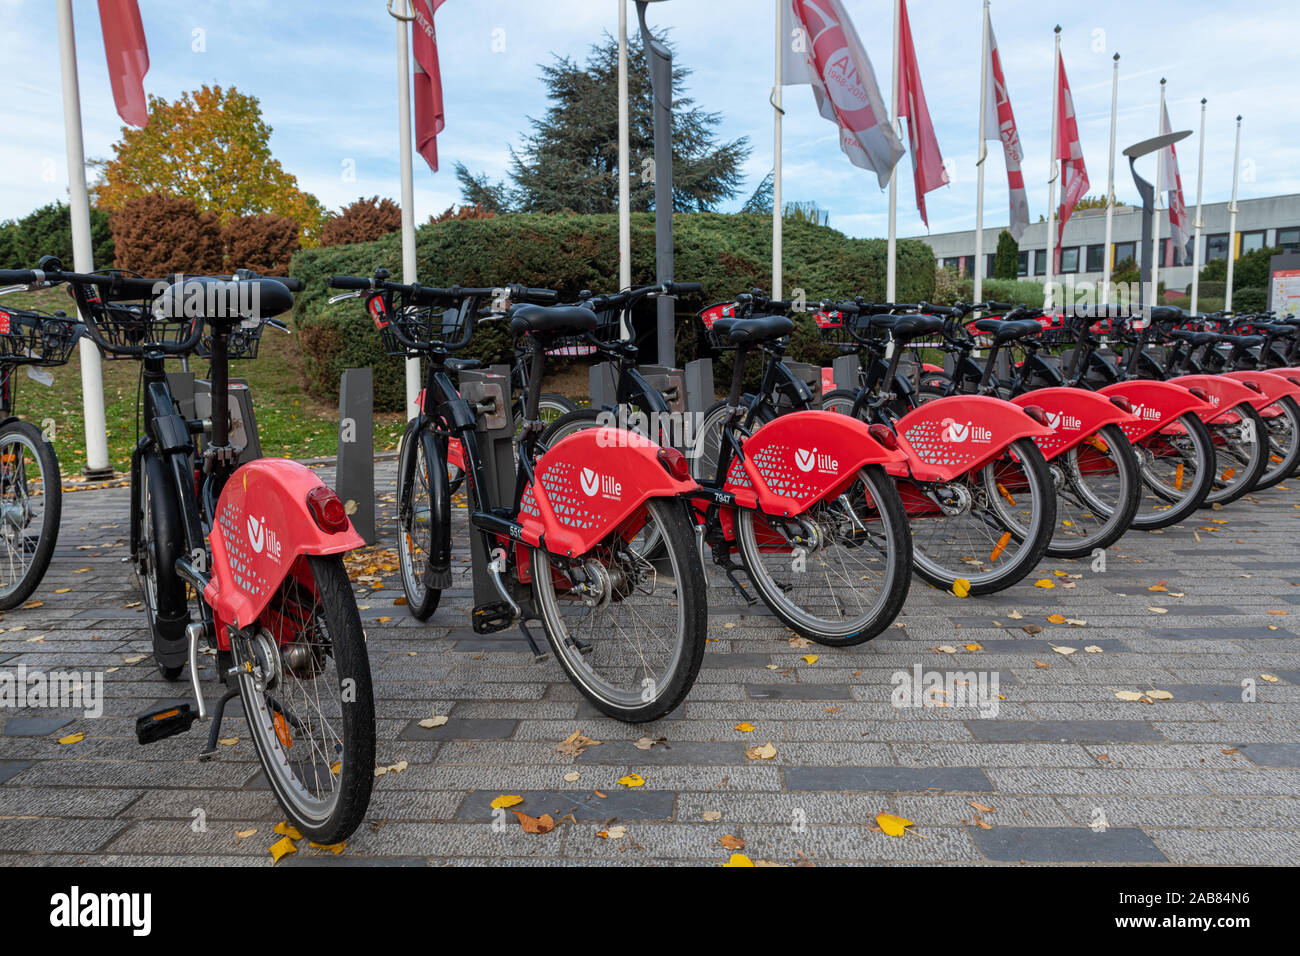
[1,460,1298,867]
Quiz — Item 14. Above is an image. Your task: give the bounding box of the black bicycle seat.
[869,313,943,342]
[713,314,793,345]
[972,318,1043,343]
[508,303,598,336]
[1150,306,1185,324]
[154,276,293,322]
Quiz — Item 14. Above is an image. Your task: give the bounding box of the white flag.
[1160,101,1190,265]
[782,0,904,188]
[982,17,1029,241]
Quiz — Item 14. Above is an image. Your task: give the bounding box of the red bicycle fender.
[821,367,836,395]
[1167,374,1262,424]
[206,458,365,634]
[892,394,1053,481]
[518,426,696,558]
[1008,388,1137,461]
[447,436,465,472]
[1097,381,1214,443]
[1221,369,1300,411]
[721,409,905,515]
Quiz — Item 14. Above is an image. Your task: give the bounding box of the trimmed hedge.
[291,212,935,410]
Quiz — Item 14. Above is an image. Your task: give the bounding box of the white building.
[912,194,1300,295]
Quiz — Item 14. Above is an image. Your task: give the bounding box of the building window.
[1059,247,1080,274]
[1279,228,1300,252]
[1206,233,1230,261]
[986,253,996,279]
[1034,250,1048,275]
[1113,241,1137,268]
[1017,251,1028,276]
[1086,244,1105,273]
[1240,230,1266,254]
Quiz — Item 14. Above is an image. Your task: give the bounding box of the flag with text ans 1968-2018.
[1054,50,1090,271]
[98,0,149,127]
[411,0,447,172]
[983,16,1029,240]
[782,0,905,188]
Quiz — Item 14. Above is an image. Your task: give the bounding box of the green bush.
[4,201,114,269]
[1232,285,1268,312]
[0,222,17,269]
[1189,280,1227,298]
[291,212,936,410]
[1167,295,1224,313]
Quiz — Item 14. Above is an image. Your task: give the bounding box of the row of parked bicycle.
[1,254,1296,845]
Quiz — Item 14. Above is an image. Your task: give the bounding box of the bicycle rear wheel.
[736,465,912,645]
[1045,424,1140,559]
[531,497,706,722]
[232,554,375,845]
[1130,412,1214,529]
[0,421,60,611]
[1203,403,1268,506]
[1255,395,1300,489]
[907,438,1055,595]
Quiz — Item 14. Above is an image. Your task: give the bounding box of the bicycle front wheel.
[1203,403,1268,506]
[396,420,442,621]
[1255,395,1300,489]
[1130,412,1214,529]
[233,554,375,844]
[736,464,912,645]
[0,421,60,611]
[531,497,707,722]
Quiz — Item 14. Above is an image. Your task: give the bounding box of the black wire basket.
[813,307,861,348]
[0,307,83,366]
[196,320,266,360]
[375,304,465,357]
[81,295,199,359]
[542,306,623,357]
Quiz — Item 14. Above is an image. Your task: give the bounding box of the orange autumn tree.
[94,85,325,245]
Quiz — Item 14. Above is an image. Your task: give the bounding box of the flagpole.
[1044,26,1060,309]
[393,1,420,418]
[772,0,783,299]
[1151,78,1165,308]
[55,0,112,478]
[1190,98,1207,313]
[1102,52,1119,307]
[886,0,900,303]
[973,0,990,307]
[1225,114,1242,312]
[618,0,631,294]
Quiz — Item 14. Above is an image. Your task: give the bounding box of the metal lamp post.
[636,0,675,366]
[1122,129,1190,311]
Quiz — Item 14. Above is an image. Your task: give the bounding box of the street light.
[1122,130,1191,310]
[636,0,675,366]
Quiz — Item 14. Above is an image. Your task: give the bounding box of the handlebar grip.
[519,287,558,304]
[268,276,303,292]
[670,281,703,294]
[0,270,38,284]
[328,275,373,290]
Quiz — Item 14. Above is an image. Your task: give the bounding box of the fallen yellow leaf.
[875,812,914,837]
[269,836,297,864]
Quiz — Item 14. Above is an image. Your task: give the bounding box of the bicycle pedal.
[136,703,198,744]
[472,601,515,634]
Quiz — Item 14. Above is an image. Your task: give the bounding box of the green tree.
[93,85,324,244]
[1198,246,1281,300]
[993,229,1019,279]
[456,32,749,214]
[5,201,114,269]
[741,170,774,214]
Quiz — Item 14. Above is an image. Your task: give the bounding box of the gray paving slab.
[0,459,1297,865]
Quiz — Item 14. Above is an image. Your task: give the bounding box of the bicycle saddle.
[1169,329,1219,347]
[713,314,793,344]
[971,318,1043,343]
[868,313,942,342]
[508,303,598,336]
[154,276,293,321]
[1150,306,1184,323]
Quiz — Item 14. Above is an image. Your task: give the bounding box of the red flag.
[411,0,447,172]
[1054,51,1089,271]
[1160,101,1190,265]
[782,0,904,187]
[98,0,149,128]
[983,17,1029,240]
[896,0,949,225]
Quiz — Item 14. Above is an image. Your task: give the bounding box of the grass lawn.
[0,285,408,475]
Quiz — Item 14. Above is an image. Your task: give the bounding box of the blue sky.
[2,0,1297,241]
